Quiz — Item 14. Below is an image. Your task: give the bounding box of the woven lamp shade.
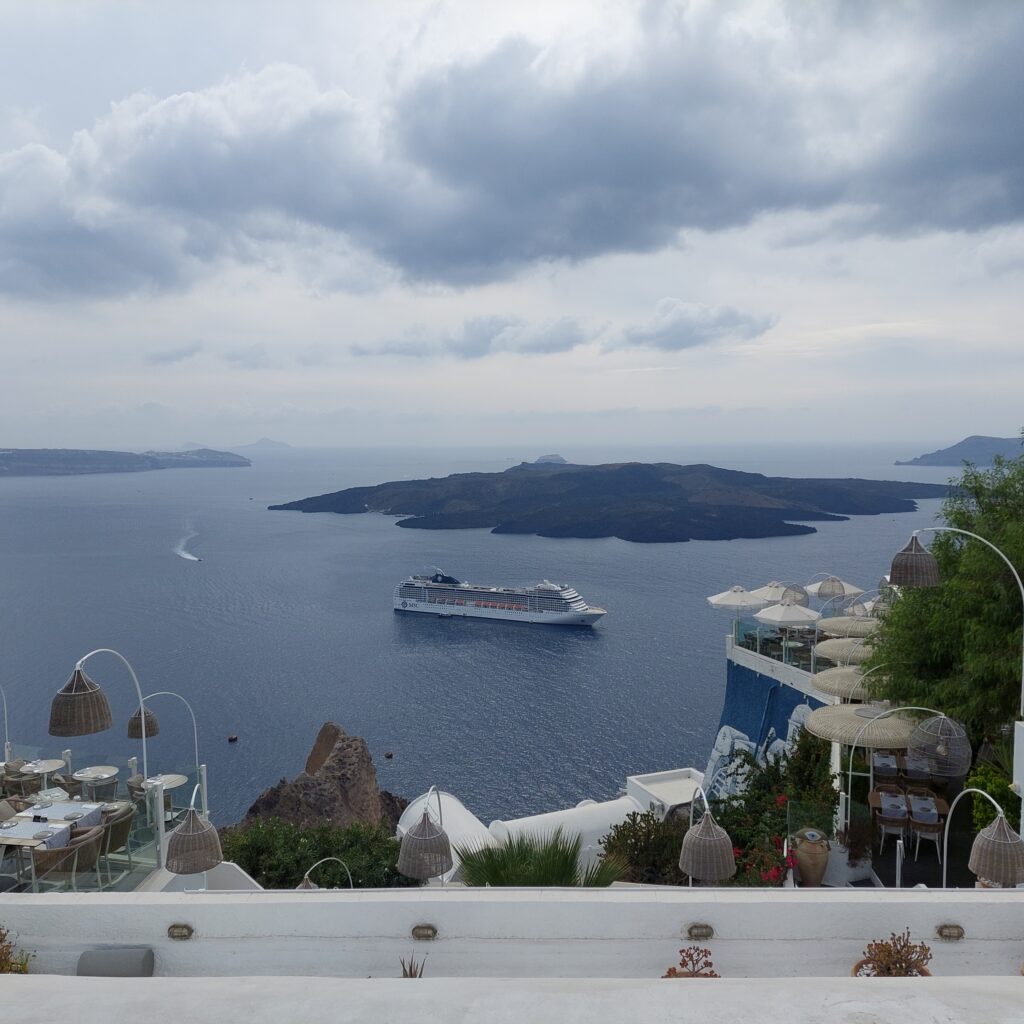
[127,707,160,739]
[907,715,972,777]
[804,704,918,748]
[811,666,874,701]
[49,668,113,737]
[678,811,736,882]
[781,584,810,607]
[397,811,454,880]
[813,637,874,666]
[296,875,319,890]
[968,814,1024,886]
[818,616,879,640]
[166,808,223,874]
[890,535,941,588]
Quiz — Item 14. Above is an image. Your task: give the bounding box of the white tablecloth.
[0,819,72,849]
[16,801,103,830]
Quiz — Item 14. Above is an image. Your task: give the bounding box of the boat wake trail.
[174,522,201,562]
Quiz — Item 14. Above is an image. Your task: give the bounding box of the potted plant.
[663,947,720,978]
[852,929,932,976]
[0,927,31,975]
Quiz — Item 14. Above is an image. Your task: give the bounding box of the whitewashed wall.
[2,887,1021,979]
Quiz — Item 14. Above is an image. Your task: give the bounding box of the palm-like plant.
[456,828,624,887]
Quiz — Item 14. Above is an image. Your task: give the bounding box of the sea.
[0,443,957,825]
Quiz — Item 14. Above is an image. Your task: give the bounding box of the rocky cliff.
[242,722,407,828]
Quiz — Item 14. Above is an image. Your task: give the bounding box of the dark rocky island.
[269,461,951,543]
[895,435,1022,466]
[0,447,251,476]
[241,722,407,829]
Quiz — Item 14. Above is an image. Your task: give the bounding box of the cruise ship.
[393,571,606,625]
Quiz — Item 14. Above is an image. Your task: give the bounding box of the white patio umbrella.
[811,666,874,701]
[706,586,768,612]
[805,576,864,601]
[707,585,769,639]
[818,616,879,639]
[813,636,874,665]
[749,581,810,607]
[754,600,821,628]
[804,704,918,748]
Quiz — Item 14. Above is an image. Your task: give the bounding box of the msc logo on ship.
[400,600,408,608]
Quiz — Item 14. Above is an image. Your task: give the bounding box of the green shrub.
[219,817,421,889]
[966,760,1020,831]
[601,811,689,885]
[456,828,624,886]
[0,927,31,974]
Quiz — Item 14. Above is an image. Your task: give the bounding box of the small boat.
[227,735,238,743]
[384,751,394,760]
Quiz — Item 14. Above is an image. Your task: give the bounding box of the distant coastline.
[896,435,1023,467]
[0,447,251,477]
[269,461,950,544]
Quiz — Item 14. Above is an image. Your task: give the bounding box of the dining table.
[0,818,72,850]
[20,759,66,787]
[14,800,104,831]
[868,791,949,818]
[871,753,900,777]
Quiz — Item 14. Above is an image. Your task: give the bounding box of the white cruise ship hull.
[394,597,605,626]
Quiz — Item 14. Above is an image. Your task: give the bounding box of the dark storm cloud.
[0,4,1021,299]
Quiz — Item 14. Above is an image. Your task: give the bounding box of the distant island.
[181,437,292,451]
[269,462,950,543]
[896,435,1023,467]
[0,447,251,477]
[534,454,567,464]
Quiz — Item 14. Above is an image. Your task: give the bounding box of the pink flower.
[775,794,788,807]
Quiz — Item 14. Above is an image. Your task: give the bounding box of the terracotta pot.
[792,828,830,887]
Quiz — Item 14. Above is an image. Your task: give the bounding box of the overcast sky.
[0,0,1021,449]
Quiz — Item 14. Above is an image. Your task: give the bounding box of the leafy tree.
[456,828,625,886]
[869,448,1024,744]
[601,811,689,885]
[219,817,421,889]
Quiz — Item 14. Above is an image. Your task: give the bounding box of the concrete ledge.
[0,976,1022,1024]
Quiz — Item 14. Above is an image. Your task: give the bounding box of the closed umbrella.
[818,616,879,639]
[813,636,874,665]
[804,704,919,748]
[749,581,810,607]
[806,577,864,601]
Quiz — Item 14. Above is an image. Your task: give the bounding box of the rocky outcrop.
[243,722,407,829]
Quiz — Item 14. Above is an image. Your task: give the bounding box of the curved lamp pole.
[299,857,354,890]
[78,649,149,780]
[139,691,205,816]
[844,704,946,830]
[941,787,1013,888]
[898,528,1024,715]
[0,683,10,761]
[688,783,713,828]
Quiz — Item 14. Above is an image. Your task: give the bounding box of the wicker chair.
[874,782,904,796]
[906,786,939,802]
[0,799,16,821]
[99,805,137,887]
[29,826,104,892]
[52,773,83,800]
[876,809,908,853]
[912,818,944,862]
[5,773,42,798]
[85,779,118,802]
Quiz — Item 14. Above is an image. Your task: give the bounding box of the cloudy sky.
[1,0,1021,449]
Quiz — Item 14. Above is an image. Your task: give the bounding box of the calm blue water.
[0,444,956,824]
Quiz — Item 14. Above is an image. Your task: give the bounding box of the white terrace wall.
[2,887,1022,978]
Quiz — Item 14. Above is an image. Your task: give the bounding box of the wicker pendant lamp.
[968,814,1024,886]
[890,534,941,588]
[398,810,453,880]
[679,811,736,882]
[907,715,972,777]
[49,667,113,737]
[127,706,160,739]
[166,785,222,875]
